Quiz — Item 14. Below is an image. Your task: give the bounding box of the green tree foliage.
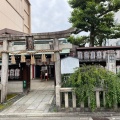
[68,0,120,46]
[64,65,120,111]
[67,35,89,47]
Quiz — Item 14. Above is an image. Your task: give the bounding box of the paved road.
[0,116,118,120]
[0,117,93,120]
[3,116,120,120]
[1,80,55,114]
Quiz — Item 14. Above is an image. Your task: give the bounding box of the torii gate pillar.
[1,40,9,103]
[54,38,61,107]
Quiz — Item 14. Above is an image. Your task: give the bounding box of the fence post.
[72,92,76,108]
[88,97,90,108]
[96,91,100,108]
[103,91,106,107]
[65,92,69,108]
[81,102,84,108]
[56,85,61,107]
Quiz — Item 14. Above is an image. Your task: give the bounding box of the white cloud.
[29,0,72,33]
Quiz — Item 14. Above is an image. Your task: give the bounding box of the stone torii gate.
[0,28,76,107]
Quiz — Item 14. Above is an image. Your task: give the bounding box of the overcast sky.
[29,0,120,44]
[29,0,72,33]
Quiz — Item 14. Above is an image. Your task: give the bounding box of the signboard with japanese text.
[90,51,95,60]
[84,51,89,60]
[78,52,83,60]
[97,51,102,59]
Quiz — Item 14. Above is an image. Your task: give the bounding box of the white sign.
[84,51,89,60]
[78,52,83,60]
[61,57,79,74]
[90,51,95,59]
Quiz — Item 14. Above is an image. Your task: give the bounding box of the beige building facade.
[0,0,31,33]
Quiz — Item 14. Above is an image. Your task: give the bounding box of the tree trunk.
[99,39,103,46]
[90,26,95,47]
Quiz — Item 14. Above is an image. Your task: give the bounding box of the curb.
[0,112,120,118]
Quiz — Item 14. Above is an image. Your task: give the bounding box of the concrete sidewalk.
[0,79,119,120]
[1,79,55,114]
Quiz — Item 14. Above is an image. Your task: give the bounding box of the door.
[35,65,41,78]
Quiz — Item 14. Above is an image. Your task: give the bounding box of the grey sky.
[29,0,72,33]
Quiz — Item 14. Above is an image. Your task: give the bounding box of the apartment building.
[0,0,31,33]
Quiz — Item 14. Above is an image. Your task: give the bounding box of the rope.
[0,49,62,55]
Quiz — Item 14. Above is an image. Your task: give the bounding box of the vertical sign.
[90,51,95,60]
[10,69,14,79]
[26,36,34,50]
[97,51,102,60]
[78,52,83,60]
[15,68,20,79]
[84,51,89,60]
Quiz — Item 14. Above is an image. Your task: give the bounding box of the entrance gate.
[0,28,76,106]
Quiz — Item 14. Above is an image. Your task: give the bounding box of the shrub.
[64,65,120,111]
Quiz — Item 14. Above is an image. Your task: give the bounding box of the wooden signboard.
[26,36,34,50]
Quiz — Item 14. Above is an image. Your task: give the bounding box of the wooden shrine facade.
[77,46,120,67]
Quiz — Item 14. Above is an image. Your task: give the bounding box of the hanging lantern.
[20,55,26,63]
[41,54,44,62]
[41,54,46,62]
[51,54,56,62]
[11,55,16,64]
[43,54,46,62]
[31,55,35,65]
[51,54,53,62]
[31,55,33,64]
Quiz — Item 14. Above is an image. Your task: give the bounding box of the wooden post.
[1,40,9,103]
[54,38,61,107]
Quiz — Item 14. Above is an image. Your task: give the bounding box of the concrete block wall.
[8,81,23,93]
